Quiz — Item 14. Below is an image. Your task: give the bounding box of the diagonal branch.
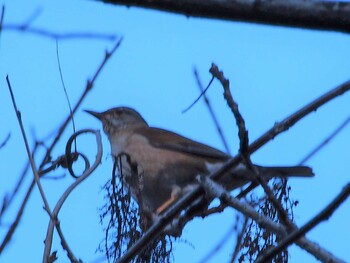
[6,75,53,217]
[256,182,350,263]
[198,176,346,263]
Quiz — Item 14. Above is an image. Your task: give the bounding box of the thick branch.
[101,0,350,34]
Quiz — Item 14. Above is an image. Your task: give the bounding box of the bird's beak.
[84,109,103,120]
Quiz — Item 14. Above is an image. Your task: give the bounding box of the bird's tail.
[257,165,314,178]
[221,164,314,191]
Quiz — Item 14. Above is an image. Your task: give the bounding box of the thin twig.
[0,142,38,220]
[56,40,76,151]
[182,75,214,113]
[43,129,103,263]
[117,69,350,263]
[193,67,230,154]
[0,180,35,253]
[256,182,350,263]
[41,38,122,169]
[300,112,350,164]
[230,216,248,263]
[19,7,42,28]
[198,223,236,263]
[6,75,53,216]
[0,133,10,149]
[0,5,4,36]
[198,176,345,263]
[55,220,80,263]
[3,24,117,41]
[209,63,295,230]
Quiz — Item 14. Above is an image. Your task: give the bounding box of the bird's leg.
[156,187,181,214]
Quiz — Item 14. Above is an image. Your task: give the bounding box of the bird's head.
[85,107,148,135]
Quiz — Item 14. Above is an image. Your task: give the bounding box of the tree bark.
[101,0,350,34]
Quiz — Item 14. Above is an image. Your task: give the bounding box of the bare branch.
[101,0,350,34]
[193,67,230,154]
[116,70,350,263]
[209,63,247,154]
[0,143,40,221]
[198,175,346,263]
[198,223,236,263]
[0,5,4,36]
[299,112,350,164]
[230,216,248,263]
[256,182,350,263]
[3,24,117,41]
[0,180,35,253]
[55,220,81,263]
[0,133,10,149]
[6,75,53,217]
[43,129,103,263]
[209,63,294,230]
[56,40,76,151]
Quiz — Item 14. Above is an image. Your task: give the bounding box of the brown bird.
[85,107,313,233]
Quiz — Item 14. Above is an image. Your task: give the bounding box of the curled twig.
[43,129,103,263]
[64,131,90,178]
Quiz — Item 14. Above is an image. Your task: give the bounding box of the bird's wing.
[135,127,229,161]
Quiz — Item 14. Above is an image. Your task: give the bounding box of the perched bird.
[85,107,313,234]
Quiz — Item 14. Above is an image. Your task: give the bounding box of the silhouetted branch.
[101,0,350,34]
[0,5,4,37]
[230,216,248,263]
[0,180,35,253]
[198,176,345,263]
[256,182,350,263]
[2,7,116,41]
[0,142,39,220]
[210,63,294,230]
[193,67,230,154]
[6,75,53,217]
[0,133,10,149]
[199,223,237,263]
[300,112,350,164]
[3,24,117,41]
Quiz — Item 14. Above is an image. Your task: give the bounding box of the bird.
[85,106,314,234]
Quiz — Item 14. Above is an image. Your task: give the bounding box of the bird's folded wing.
[136,127,229,161]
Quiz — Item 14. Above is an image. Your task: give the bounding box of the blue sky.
[1,0,350,262]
